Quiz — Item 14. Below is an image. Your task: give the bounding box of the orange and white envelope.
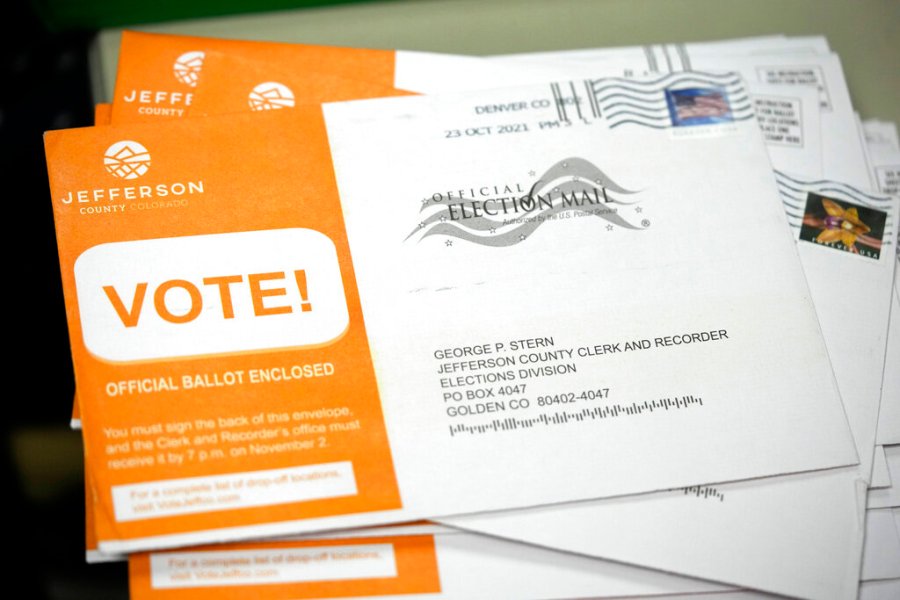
[47,70,859,555]
[70,53,413,430]
[186,51,413,118]
[109,31,398,124]
[127,532,739,600]
[81,442,739,599]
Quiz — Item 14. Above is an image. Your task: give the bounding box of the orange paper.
[110,31,396,124]
[47,107,401,549]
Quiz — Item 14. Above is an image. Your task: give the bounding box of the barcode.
[449,395,702,436]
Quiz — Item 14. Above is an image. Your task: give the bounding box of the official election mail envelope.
[410,54,894,600]
[431,84,895,600]
[331,85,897,600]
[354,48,892,599]
[46,73,857,555]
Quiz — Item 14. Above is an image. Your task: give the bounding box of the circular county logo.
[173,51,205,87]
[248,82,296,111]
[104,141,151,180]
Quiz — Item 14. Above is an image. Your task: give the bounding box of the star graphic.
[519,234,526,241]
[606,224,614,231]
[528,170,536,177]
[445,240,453,247]
[440,215,447,223]
[421,198,430,205]
[489,227,497,234]
[418,222,425,228]
[553,187,560,193]
[635,207,643,213]
[572,176,580,182]
[562,162,569,168]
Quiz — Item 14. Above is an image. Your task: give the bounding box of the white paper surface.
[878,282,900,446]
[862,123,900,447]
[860,579,900,600]
[861,507,900,581]
[872,446,893,489]
[748,83,822,177]
[869,446,900,509]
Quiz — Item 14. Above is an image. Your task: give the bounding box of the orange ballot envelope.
[47,75,858,555]
[108,31,397,124]
[126,533,736,600]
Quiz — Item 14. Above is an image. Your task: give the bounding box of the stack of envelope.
[44,30,899,600]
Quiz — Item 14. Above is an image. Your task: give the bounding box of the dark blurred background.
[1,3,110,599]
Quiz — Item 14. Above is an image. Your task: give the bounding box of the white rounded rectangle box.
[74,228,349,362]
[150,543,398,589]
[111,462,357,522]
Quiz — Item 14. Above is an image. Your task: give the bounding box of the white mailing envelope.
[323,74,858,503]
[861,122,900,447]
[391,55,896,600]
[318,74,880,600]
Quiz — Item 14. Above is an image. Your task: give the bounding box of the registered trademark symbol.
[641,219,650,227]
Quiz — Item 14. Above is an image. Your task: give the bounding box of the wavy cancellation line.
[594,86,746,107]
[774,171,896,206]
[607,112,754,130]
[589,71,743,93]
